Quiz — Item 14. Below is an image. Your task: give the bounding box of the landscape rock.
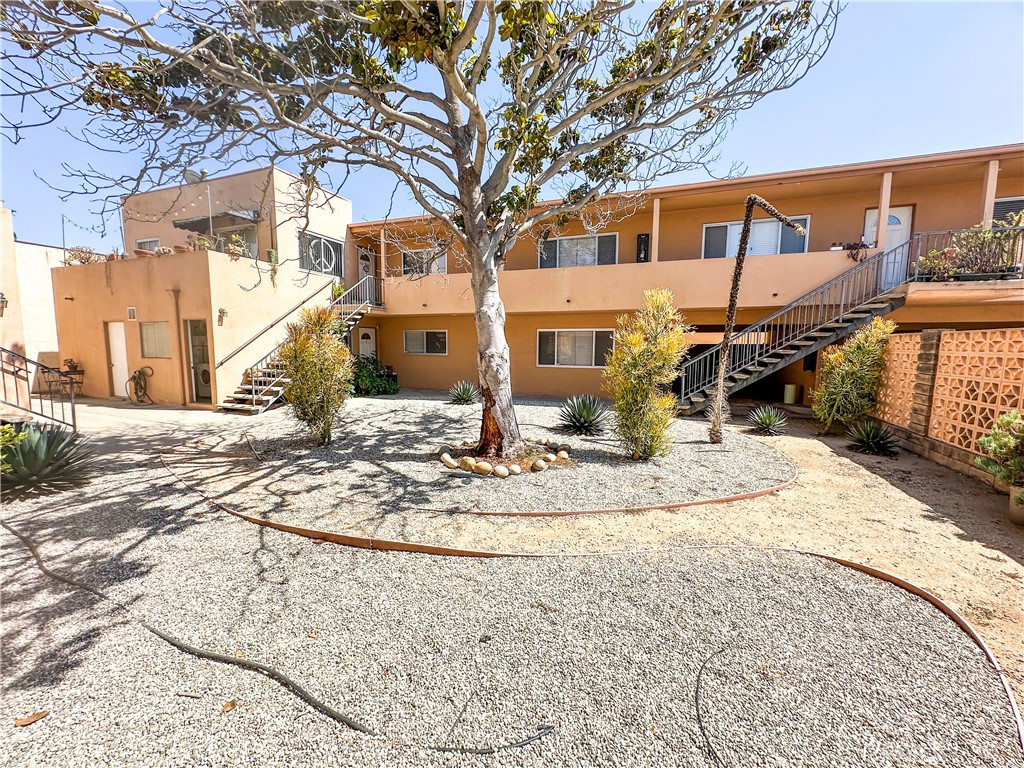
[508,465,523,476]
[531,459,547,472]
[440,453,459,469]
[557,450,569,460]
[458,456,476,471]
[544,453,557,463]
[473,461,493,475]
[493,465,510,478]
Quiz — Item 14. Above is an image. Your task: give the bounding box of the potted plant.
[915,248,959,282]
[976,410,1024,525]
[63,358,80,372]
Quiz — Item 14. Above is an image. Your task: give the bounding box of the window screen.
[140,322,171,358]
[539,234,618,268]
[299,233,344,277]
[703,216,809,258]
[136,238,159,252]
[537,330,614,367]
[402,250,447,275]
[993,197,1024,223]
[404,330,447,355]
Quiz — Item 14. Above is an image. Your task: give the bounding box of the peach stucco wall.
[51,249,336,406]
[381,250,859,318]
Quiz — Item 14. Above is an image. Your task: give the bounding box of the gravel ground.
[1,451,1021,767]
[167,392,795,544]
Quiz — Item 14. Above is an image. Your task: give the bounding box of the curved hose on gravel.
[0,517,552,755]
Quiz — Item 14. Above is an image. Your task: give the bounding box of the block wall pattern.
[928,328,1024,453]
[876,333,922,429]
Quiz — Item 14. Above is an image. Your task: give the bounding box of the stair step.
[238,385,284,394]
[219,403,264,413]
[841,312,871,319]
[806,331,834,337]
[730,373,751,381]
[230,393,277,403]
[790,340,815,346]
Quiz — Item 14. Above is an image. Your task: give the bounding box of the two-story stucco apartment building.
[27,144,1024,412]
[348,144,1023,405]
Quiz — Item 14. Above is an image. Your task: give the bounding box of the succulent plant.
[846,419,898,456]
[1,424,93,497]
[557,394,608,436]
[746,405,788,436]
[448,380,480,405]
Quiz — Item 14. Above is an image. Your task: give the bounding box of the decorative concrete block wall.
[877,333,921,429]
[876,326,1024,485]
[929,328,1024,453]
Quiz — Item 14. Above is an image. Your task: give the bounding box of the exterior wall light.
[218,308,228,325]
[0,292,7,317]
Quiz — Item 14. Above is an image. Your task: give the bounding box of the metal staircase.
[678,237,920,416]
[219,276,382,414]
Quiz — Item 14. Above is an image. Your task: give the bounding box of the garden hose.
[0,517,553,755]
[126,366,155,405]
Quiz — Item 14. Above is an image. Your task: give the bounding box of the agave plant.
[746,405,788,436]
[846,419,898,456]
[557,394,608,436]
[448,380,480,405]
[1,424,94,498]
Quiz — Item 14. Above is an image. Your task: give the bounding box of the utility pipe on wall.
[167,288,187,406]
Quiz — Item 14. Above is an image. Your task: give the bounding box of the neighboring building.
[1,207,64,367]
[348,144,1024,403]
[49,167,352,407]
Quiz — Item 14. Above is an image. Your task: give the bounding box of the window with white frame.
[702,216,809,258]
[993,197,1024,223]
[136,238,159,252]
[537,329,614,368]
[299,233,344,277]
[140,322,171,358]
[404,329,447,355]
[539,233,618,268]
[402,249,447,275]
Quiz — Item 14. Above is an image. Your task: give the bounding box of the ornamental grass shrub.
[603,289,692,460]
[811,317,896,432]
[278,305,355,445]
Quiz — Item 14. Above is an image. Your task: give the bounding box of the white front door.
[359,249,375,278]
[865,206,913,289]
[107,322,129,398]
[864,206,913,250]
[358,328,377,358]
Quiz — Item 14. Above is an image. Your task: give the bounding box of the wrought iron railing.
[679,225,1023,402]
[907,225,1024,281]
[0,347,77,430]
[240,275,383,407]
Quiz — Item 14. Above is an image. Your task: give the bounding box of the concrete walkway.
[71,398,258,456]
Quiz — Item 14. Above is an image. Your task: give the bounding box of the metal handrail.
[0,347,77,430]
[679,225,1024,402]
[216,278,336,369]
[241,275,383,407]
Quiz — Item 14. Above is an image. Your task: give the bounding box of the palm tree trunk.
[709,195,806,443]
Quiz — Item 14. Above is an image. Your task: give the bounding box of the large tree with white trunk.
[2,0,837,456]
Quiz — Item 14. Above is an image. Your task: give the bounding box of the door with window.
[864,206,913,289]
[106,321,129,398]
[358,329,377,358]
[186,319,212,402]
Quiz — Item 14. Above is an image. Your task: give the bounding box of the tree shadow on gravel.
[1,449,209,692]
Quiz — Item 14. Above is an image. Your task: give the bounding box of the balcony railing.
[0,348,77,430]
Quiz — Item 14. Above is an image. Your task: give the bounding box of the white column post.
[876,172,893,251]
[982,160,1000,226]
